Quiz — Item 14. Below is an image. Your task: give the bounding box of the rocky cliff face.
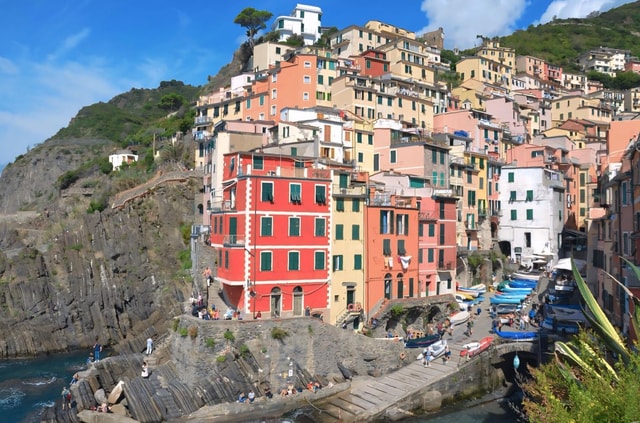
[0,142,197,357]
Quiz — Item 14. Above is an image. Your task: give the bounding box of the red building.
[209,151,332,318]
[353,49,389,77]
[364,191,419,312]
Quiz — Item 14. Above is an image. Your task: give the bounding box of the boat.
[512,271,541,281]
[494,291,530,299]
[455,293,474,302]
[498,285,533,294]
[545,305,586,324]
[404,333,441,349]
[460,336,494,358]
[509,280,538,289]
[416,339,448,360]
[457,289,480,298]
[495,304,520,314]
[458,284,486,296]
[495,329,539,341]
[490,296,525,305]
[449,310,470,326]
[541,317,581,334]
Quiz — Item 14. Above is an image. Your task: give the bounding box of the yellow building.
[378,37,437,85]
[456,56,512,89]
[329,170,368,325]
[550,94,613,127]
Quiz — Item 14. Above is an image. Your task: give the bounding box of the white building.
[272,4,323,46]
[498,166,565,262]
[109,150,138,170]
[577,47,630,77]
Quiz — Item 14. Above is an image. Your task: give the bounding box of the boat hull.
[405,334,441,349]
[490,296,525,305]
[449,311,471,326]
[460,336,493,357]
[512,272,541,281]
[495,330,538,341]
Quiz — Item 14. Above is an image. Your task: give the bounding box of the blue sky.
[0,0,634,167]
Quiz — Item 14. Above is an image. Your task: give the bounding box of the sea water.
[0,351,87,423]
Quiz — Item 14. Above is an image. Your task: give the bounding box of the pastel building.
[272,4,323,45]
[209,152,332,319]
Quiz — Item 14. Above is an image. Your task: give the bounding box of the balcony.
[419,211,436,220]
[195,116,213,125]
[478,208,487,218]
[223,234,246,247]
[209,200,236,212]
[333,184,368,197]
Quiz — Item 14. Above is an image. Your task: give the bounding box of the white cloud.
[539,0,636,24]
[419,0,527,49]
[0,57,19,75]
[47,28,91,62]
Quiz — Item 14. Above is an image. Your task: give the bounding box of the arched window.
[270,287,282,318]
[384,273,392,299]
[293,286,303,316]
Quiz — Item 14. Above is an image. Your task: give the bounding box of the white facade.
[498,167,565,262]
[272,4,323,46]
[109,151,138,170]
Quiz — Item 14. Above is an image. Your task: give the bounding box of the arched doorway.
[270,287,281,318]
[292,286,303,316]
[384,273,392,299]
[396,273,404,299]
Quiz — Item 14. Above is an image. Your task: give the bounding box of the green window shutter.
[288,252,299,270]
[368,134,373,145]
[332,255,342,271]
[428,248,434,262]
[383,239,392,256]
[315,186,326,204]
[314,251,325,270]
[352,224,360,240]
[397,239,406,255]
[352,199,360,212]
[261,217,273,236]
[527,209,533,220]
[428,224,435,237]
[526,190,533,201]
[510,191,516,202]
[508,172,514,183]
[432,150,437,163]
[335,224,344,240]
[339,174,348,188]
[315,218,325,236]
[289,218,300,236]
[336,198,345,211]
[418,223,424,237]
[261,182,274,202]
[260,252,272,271]
[511,210,517,220]
[290,184,301,203]
[253,155,263,170]
[354,254,362,270]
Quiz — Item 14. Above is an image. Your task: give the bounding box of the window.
[368,134,373,145]
[354,254,362,270]
[428,223,435,237]
[336,198,345,212]
[260,251,272,271]
[356,132,362,143]
[253,155,263,170]
[509,191,516,202]
[254,216,272,239]
[380,210,394,234]
[303,75,311,83]
[440,151,445,165]
[315,185,326,204]
[352,199,360,212]
[261,182,274,202]
[419,223,424,236]
[383,239,392,256]
[358,152,364,163]
[390,150,397,163]
[439,202,445,219]
[397,239,406,255]
[315,218,326,236]
[259,94,265,105]
[278,19,284,28]
[396,214,409,235]
[317,75,324,84]
[352,224,360,240]
[271,105,276,115]
[508,172,514,182]
[303,92,309,101]
[467,171,472,183]
[428,248,434,262]
[526,209,533,220]
[288,251,300,270]
[526,190,533,201]
[290,183,301,203]
[272,89,277,99]
[289,217,300,236]
[511,210,517,220]
[439,224,445,244]
[333,255,343,271]
[314,251,325,270]
[432,150,437,163]
[304,61,311,68]
[335,224,344,240]
[467,190,476,207]
[525,232,531,248]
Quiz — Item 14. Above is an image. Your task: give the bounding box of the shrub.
[87,197,108,214]
[390,304,404,316]
[178,327,188,337]
[239,344,250,358]
[205,338,215,348]
[188,325,198,339]
[216,355,227,363]
[261,347,267,354]
[177,249,192,270]
[172,319,179,331]
[70,243,82,252]
[223,329,235,342]
[271,327,289,340]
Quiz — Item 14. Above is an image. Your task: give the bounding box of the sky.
[0,0,635,167]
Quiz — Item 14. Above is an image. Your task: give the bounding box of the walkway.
[111,169,203,210]
[311,279,546,422]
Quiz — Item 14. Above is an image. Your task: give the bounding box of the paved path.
[312,280,546,422]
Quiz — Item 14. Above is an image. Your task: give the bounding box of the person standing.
[93,338,102,361]
[61,386,71,410]
[146,337,153,355]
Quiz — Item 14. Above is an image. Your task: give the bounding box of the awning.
[437,271,452,281]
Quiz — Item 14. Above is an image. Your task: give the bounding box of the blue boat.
[495,329,539,341]
[541,317,581,334]
[490,296,525,305]
[404,333,441,349]
[499,285,533,293]
[509,280,538,289]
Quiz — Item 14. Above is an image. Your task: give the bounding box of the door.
[397,274,404,298]
[270,287,281,318]
[408,278,414,297]
[384,274,392,299]
[346,287,355,309]
[229,217,237,244]
[293,286,303,316]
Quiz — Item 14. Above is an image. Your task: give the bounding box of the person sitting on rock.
[264,386,273,399]
[238,392,246,403]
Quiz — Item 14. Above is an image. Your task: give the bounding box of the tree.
[234,7,273,51]
[521,258,640,422]
[158,94,185,113]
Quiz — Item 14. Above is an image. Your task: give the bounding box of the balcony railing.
[209,200,236,212]
[223,234,246,247]
[333,184,368,197]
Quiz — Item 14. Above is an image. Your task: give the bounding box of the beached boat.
[495,329,539,341]
[460,336,494,358]
[541,317,581,334]
[498,285,533,294]
[404,333,441,349]
[416,339,448,360]
[494,291,530,299]
[458,284,486,296]
[490,296,525,305]
[495,304,520,314]
[449,310,471,326]
[512,271,541,281]
[509,280,538,289]
[457,289,480,298]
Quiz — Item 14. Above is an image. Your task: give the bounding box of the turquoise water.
[0,351,87,423]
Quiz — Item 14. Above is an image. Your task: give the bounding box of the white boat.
[417,339,449,360]
[449,310,470,326]
[512,271,541,281]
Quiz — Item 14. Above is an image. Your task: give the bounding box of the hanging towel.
[399,256,412,271]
